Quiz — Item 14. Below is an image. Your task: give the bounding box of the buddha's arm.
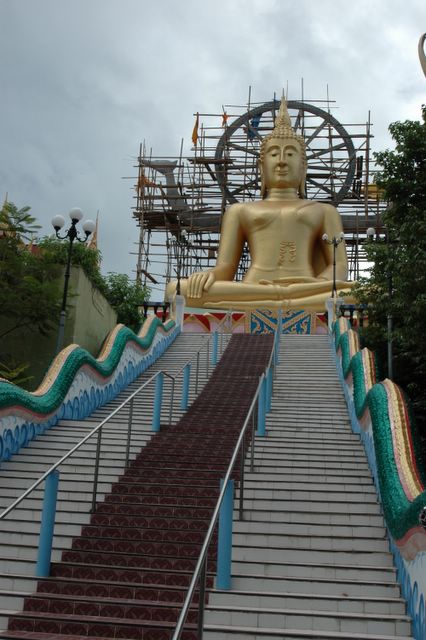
[317,204,349,281]
[187,204,245,298]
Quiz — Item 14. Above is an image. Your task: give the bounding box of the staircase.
[203,334,412,639]
[0,333,412,639]
[0,332,221,632]
[0,334,272,640]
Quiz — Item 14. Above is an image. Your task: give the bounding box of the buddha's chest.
[243,203,323,237]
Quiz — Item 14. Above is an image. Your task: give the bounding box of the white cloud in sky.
[0,0,425,293]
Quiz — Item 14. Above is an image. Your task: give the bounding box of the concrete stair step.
[241,478,376,492]
[252,437,361,448]
[239,498,382,515]
[0,511,91,526]
[232,520,386,539]
[250,452,368,463]
[0,476,123,496]
[0,554,62,575]
[232,546,393,568]
[242,469,374,483]
[203,623,411,639]
[209,589,407,615]
[238,510,385,527]
[248,461,371,473]
[231,558,397,582]
[235,488,379,503]
[203,604,411,636]
[231,573,401,598]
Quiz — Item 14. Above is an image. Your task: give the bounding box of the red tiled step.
[77,523,211,543]
[101,493,218,508]
[60,550,216,572]
[49,561,216,589]
[7,609,197,639]
[24,592,200,621]
[2,633,197,640]
[36,576,206,604]
[66,537,211,559]
[86,515,211,531]
[92,504,213,521]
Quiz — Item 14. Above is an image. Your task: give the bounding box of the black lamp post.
[366,226,394,379]
[51,208,95,354]
[173,229,188,296]
[322,231,345,299]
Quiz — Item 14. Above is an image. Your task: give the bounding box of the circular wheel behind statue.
[214,100,356,206]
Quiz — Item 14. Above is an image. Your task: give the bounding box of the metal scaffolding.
[129,92,386,297]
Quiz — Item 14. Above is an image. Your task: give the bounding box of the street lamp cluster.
[51,208,95,354]
[322,231,345,299]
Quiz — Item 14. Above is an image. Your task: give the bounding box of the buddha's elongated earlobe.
[259,159,266,199]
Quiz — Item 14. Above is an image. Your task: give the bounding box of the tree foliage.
[354,105,426,434]
[37,238,150,331]
[103,273,150,332]
[37,236,106,295]
[1,201,150,376]
[0,202,62,341]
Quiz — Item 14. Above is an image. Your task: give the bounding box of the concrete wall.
[0,266,117,390]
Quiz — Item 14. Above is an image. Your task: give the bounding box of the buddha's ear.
[259,157,266,199]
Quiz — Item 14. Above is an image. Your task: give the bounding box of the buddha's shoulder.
[225,201,260,218]
[298,200,339,215]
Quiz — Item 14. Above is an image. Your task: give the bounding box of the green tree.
[0,202,62,341]
[37,235,107,296]
[103,273,150,332]
[37,238,151,331]
[354,105,426,437]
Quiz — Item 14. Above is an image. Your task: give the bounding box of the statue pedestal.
[174,295,185,329]
[326,297,344,331]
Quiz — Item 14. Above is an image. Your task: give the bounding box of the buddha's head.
[259,98,307,198]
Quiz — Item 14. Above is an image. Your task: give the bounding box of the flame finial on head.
[261,97,306,150]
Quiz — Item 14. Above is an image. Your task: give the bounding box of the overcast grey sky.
[1,0,425,295]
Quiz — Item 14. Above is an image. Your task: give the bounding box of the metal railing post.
[195,351,200,394]
[275,309,282,365]
[266,366,273,413]
[169,377,175,424]
[125,397,134,468]
[239,439,245,521]
[250,410,256,472]
[197,558,207,638]
[36,470,60,577]
[152,372,164,432]
[181,363,191,410]
[211,331,218,366]
[91,426,103,512]
[206,340,210,378]
[256,375,266,436]
[216,478,234,590]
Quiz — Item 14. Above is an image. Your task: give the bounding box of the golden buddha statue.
[167,98,354,312]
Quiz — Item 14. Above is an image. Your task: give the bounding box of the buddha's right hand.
[187,270,216,298]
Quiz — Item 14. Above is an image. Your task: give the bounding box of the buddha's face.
[262,137,304,191]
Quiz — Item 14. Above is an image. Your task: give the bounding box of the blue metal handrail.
[0,325,230,577]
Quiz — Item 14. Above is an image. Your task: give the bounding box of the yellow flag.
[192,112,199,145]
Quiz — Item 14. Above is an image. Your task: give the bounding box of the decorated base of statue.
[246,308,327,335]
